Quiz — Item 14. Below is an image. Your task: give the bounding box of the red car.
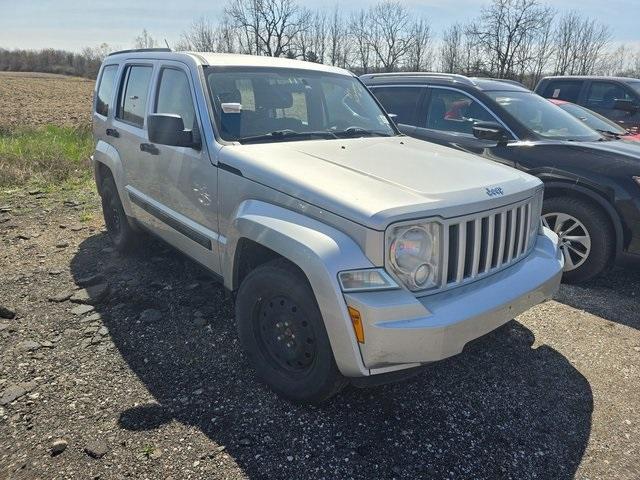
[548,98,640,142]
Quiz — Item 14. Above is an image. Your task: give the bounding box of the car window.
[206,67,394,142]
[95,65,118,117]
[117,65,153,128]
[155,68,196,131]
[586,82,635,110]
[489,91,601,141]
[559,102,627,135]
[370,87,421,125]
[426,89,494,134]
[544,80,583,103]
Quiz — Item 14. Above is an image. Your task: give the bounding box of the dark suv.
[535,76,640,133]
[362,72,640,283]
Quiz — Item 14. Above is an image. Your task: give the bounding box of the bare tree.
[327,6,349,67]
[226,0,307,57]
[406,18,432,71]
[349,9,373,73]
[440,24,464,73]
[554,12,611,75]
[134,29,157,49]
[467,0,552,79]
[368,1,415,72]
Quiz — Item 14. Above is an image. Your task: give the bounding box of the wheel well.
[95,161,113,196]
[543,183,624,252]
[233,239,285,290]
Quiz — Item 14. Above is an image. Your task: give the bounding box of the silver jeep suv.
[91,49,564,403]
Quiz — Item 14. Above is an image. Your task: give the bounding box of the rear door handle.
[140,143,160,155]
[106,128,119,138]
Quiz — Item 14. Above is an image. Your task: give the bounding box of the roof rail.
[360,72,476,86]
[107,47,171,57]
[474,77,527,88]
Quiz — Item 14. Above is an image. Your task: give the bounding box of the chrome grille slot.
[440,196,538,290]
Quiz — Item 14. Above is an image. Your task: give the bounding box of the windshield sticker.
[552,89,560,98]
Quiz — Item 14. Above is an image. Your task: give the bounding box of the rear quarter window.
[543,80,583,103]
[95,65,118,117]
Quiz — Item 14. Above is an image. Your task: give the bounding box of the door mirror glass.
[614,99,639,112]
[147,113,200,149]
[472,121,508,143]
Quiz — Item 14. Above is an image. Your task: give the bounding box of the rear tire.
[100,176,139,252]
[542,196,613,283]
[236,259,347,404]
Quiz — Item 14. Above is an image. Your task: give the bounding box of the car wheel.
[542,196,613,283]
[236,259,347,404]
[100,176,139,252]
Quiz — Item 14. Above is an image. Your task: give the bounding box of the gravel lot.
[1,188,639,479]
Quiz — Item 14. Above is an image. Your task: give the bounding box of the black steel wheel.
[100,175,139,252]
[236,259,347,404]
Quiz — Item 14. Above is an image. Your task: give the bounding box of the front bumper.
[344,227,563,373]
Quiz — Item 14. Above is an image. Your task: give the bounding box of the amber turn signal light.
[347,306,365,343]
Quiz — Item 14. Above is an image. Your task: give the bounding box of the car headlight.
[387,222,441,291]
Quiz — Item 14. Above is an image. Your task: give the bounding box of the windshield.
[487,91,601,141]
[205,67,395,143]
[559,102,627,135]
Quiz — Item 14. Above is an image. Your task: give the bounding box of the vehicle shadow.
[71,233,593,480]
[556,266,640,330]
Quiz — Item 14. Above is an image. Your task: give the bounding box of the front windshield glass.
[205,67,395,142]
[487,91,601,141]
[559,102,627,135]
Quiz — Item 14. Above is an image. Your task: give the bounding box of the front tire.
[542,196,613,283]
[236,259,347,404]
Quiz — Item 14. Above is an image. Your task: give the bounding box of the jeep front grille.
[440,195,540,289]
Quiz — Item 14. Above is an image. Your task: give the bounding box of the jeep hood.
[219,136,542,230]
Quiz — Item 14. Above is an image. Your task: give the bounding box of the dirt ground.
[0,186,639,480]
[0,72,94,130]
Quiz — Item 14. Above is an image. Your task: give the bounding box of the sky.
[1,0,639,52]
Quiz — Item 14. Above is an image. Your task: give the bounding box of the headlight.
[387,222,441,291]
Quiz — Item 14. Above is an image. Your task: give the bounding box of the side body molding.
[92,140,133,216]
[224,199,376,377]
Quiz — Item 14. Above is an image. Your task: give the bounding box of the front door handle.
[140,143,160,155]
[106,128,119,138]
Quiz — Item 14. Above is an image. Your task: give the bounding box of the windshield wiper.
[238,129,338,144]
[595,129,622,139]
[333,127,394,138]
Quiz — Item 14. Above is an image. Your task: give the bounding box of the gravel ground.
[0,188,639,480]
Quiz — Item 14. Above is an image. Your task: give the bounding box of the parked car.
[548,98,640,142]
[535,76,640,133]
[362,72,640,282]
[91,51,563,403]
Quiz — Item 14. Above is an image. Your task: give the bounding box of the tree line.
[1,0,639,87]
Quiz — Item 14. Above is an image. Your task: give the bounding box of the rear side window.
[371,87,421,125]
[586,82,636,109]
[155,68,196,130]
[426,89,494,134]
[117,65,153,128]
[543,80,583,103]
[95,65,118,117]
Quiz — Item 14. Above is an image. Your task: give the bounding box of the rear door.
[127,61,220,273]
[584,80,640,131]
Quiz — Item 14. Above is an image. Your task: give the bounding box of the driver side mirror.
[147,114,201,149]
[613,99,639,112]
[472,121,509,144]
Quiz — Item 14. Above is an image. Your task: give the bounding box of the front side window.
[489,91,601,141]
[206,67,395,143]
[117,65,153,128]
[544,80,583,103]
[95,65,118,117]
[155,68,196,130]
[426,89,494,134]
[371,87,422,126]
[586,82,635,110]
